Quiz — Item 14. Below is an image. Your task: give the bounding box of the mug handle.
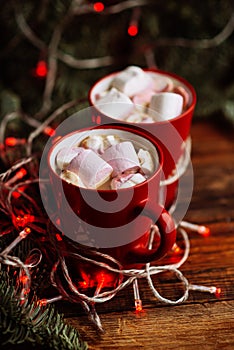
[127,202,176,264]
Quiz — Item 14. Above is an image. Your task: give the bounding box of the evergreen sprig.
[0,271,88,350]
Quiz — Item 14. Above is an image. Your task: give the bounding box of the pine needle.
[0,271,88,350]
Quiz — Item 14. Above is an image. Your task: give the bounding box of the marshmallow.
[56,147,83,170]
[173,86,190,109]
[130,173,147,184]
[81,135,104,154]
[125,112,154,124]
[67,148,113,188]
[104,134,121,150]
[114,180,135,189]
[132,87,156,106]
[111,66,153,97]
[111,172,146,189]
[138,149,155,175]
[81,134,121,153]
[61,170,85,187]
[95,87,134,119]
[111,173,134,189]
[102,141,140,176]
[125,113,144,123]
[149,92,183,121]
[131,75,173,106]
[153,76,174,92]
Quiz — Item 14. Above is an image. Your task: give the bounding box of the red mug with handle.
[47,125,176,269]
[88,67,197,210]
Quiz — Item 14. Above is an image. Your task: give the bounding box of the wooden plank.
[66,300,234,350]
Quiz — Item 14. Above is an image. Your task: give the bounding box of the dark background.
[0,0,233,125]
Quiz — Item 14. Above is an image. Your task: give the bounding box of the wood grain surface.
[62,120,234,349]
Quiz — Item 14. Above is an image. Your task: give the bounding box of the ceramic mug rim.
[88,67,197,125]
[48,124,164,193]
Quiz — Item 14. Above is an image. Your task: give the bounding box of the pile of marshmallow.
[56,134,155,189]
[94,66,190,123]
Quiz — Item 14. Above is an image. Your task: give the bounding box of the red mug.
[88,68,197,209]
[48,125,176,268]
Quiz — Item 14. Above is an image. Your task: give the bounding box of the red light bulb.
[16,168,27,180]
[172,243,181,254]
[128,24,138,36]
[35,60,48,78]
[38,299,48,307]
[15,214,35,227]
[44,126,55,137]
[215,287,222,298]
[5,137,26,147]
[79,280,88,289]
[198,226,210,237]
[12,186,26,198]
[135,299,143,313]
[55,233,63,241]
[93,2,104,12]
[19,275,29,284]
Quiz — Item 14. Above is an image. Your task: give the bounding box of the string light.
[93,2,105,12]
[19,274,29,284]
[20,279,31,304]
[37,295,63,306]
[197,225,210,236]
[172,243,182,254]
[44,126,55,137]
[128,24,138,36]
[1,228,31,255]
[5,137,26,147]
[55,233,63,241]
[24,249,42,268]
[35,60,48,78]
[133,279,143,312]
[12,185,26,199]
[189,284,222,298]
[16,168,27,180]
[22,114,56,137]
[95,272,106,296]
[20,227,31,236]
[78,270,90,289]
[144,47,157,68]
[128,7,141,37]
[215,287,222,298]
[5,168,27,186]
[79,280,88,289]
[180,221,210,236]
[14,214,35,228]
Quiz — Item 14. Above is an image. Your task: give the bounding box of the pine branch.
[0,271,88,350]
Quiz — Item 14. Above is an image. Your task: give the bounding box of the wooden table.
[63,120,234,350]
